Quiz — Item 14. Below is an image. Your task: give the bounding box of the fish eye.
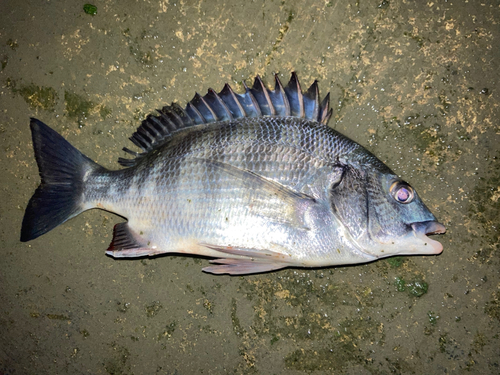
[390,181,414,204]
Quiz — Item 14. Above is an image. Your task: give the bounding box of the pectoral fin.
[203,159,316,202]
[201,159,317,230]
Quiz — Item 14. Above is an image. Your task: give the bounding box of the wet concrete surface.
[1,0,499,373]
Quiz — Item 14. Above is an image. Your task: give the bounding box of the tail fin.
[20,118,101,242]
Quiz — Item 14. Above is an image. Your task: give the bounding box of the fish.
[20,73,446,275]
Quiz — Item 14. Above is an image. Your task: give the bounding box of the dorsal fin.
[118,73,333,167]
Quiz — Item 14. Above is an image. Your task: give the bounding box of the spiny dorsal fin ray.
[185,102,205,125]
[304,80,320,121]
[250,76,275,116]
[219,83,246,118]
[206,88,233,121]
[319,92,332,125]
[191,92,218,123]
[269,74,290,116]
[284,72,304,118]
[241,80,262,117]
[119,73,332,167]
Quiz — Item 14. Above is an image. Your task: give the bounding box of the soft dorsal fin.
[118,73,332,167]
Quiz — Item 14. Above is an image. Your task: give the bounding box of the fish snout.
[411,221,446,254]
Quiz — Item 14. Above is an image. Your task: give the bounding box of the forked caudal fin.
[20,119,102,242]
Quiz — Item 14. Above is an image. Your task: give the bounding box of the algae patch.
[99,105,112,119]
[83,4,97,15]
[386,256,405,268]
[6,79,58,110]
[394,277,428,297]
[64,90,95,123]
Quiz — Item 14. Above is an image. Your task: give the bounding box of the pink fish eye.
[397,187,410,202]
[390,182,414,204]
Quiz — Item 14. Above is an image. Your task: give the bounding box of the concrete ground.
[1,0,498,373]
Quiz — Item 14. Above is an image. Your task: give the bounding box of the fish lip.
[411,221,446,254]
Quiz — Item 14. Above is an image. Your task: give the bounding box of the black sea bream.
[21,73,446,275]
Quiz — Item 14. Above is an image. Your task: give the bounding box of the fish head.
[329,163,446,258]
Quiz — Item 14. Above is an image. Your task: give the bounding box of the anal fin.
[106,222,162,258]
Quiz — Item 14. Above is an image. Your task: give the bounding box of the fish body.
[21,74,445,275]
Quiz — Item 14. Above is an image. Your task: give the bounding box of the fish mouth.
[411,221,446,254]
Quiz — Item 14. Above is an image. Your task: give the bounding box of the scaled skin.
[79,117,445,274]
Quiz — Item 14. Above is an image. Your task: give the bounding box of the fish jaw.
[409,221,447,254]
[359,220,446,258]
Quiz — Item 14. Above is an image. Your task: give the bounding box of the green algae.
[64,90,95,124]
[394,277,428,297]
[99,105,112,119]
[395,276,406,292]
[386,256,405,268]
[407,280,429,297]
[9,81,58,111]
[83,4,97,15]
